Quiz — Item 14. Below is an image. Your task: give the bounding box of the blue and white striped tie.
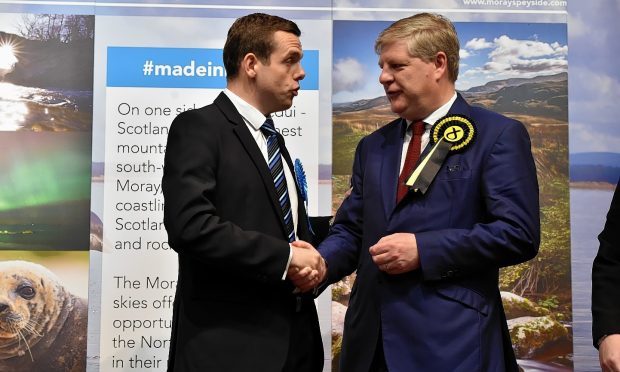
[260,118,295,242]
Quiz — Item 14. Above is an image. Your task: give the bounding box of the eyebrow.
[286,50,302,60]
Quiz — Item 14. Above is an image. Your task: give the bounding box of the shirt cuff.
[281,244,293,280]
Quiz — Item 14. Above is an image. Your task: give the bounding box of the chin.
[274,104,291,113]
[390,105,406,116]
[282,100,294,109]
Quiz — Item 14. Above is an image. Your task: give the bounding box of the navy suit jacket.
[320,94,540,372]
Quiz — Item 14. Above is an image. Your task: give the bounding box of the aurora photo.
[0,131,91,250]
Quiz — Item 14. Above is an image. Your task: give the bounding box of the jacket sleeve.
[592,181,620,347]
[318,137,367,284]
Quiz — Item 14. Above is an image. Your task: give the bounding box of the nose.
[379,67,392,85]
[296,64,305,81]
[0,303,8,313]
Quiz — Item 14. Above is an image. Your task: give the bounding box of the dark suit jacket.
[592,180,620,348]
[162,92,323,371]
[319,94,540,372]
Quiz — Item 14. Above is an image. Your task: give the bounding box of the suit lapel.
[214,93,289,236]
[380,118,407,219]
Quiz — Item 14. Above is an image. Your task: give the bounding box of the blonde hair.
[375,13,460,82]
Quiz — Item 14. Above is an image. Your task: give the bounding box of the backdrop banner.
[4,1,612,372]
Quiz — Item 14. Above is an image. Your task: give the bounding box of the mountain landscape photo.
[570,152,620,185]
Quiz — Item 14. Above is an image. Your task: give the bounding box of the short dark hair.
[223,13,301,80]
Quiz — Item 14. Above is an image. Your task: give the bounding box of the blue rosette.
[294,159,314,235]
[294,159,308,202]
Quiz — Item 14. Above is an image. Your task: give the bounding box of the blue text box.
[107,47,318,90]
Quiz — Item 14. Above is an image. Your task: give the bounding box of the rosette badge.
[294,159,314,234]
[405,115,476,194]
[294,159,308,202]
[431,114,476,153]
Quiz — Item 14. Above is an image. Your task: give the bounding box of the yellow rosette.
[405,115,476,194]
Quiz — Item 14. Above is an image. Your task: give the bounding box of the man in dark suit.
[313,13,540,371]
[162,13,325,372]
[592,180,620,372]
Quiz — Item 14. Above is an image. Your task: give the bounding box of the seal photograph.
[0,260,88,372]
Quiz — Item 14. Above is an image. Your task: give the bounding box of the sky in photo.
[568,0,620,154]
[332,20,567,102]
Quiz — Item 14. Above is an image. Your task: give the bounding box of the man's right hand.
[600,334,620,372]
[287,240,326,292]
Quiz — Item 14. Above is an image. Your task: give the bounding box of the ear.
[433,51,448,80]
[241,53,259,79]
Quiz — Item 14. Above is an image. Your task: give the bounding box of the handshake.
[287,241,327,293]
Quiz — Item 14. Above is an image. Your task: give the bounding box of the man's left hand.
[369,233,419,275]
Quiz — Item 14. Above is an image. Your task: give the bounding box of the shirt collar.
[405,91,458,130]
[223,89,270,130]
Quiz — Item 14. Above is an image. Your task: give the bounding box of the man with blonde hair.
[316,12,540,372]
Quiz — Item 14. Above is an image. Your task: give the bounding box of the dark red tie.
[397,121,425,203]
